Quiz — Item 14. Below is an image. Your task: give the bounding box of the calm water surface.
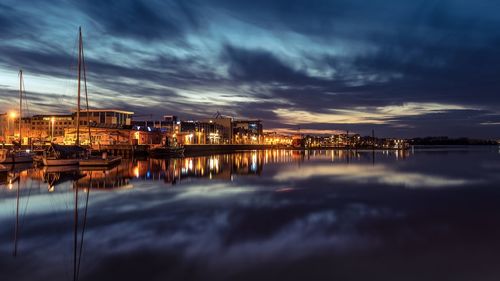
[1,147,500,281]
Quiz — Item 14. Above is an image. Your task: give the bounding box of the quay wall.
[184,144,277,155]
[85,143,409,158]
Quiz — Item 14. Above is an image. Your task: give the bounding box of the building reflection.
[0,149,411,191]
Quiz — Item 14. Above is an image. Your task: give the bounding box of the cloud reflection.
[273,164,473,188]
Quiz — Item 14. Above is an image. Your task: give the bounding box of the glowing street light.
[7,111,17,143]
[51,117,55,142]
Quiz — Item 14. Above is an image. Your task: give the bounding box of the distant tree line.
[410,137,498,145]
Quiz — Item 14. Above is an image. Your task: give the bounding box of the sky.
[1,0,500,138]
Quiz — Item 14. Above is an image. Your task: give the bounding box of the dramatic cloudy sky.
[1,0,500,138]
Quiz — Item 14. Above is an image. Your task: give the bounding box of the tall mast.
[82,34,91,146]
[76,27,82,146]
[19,70,22,144]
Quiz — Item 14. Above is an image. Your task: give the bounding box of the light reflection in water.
[0,148,456,192]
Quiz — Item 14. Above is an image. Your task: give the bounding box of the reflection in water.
[1,148,500,281]
[16,149,413,191]
[273,164,473,188]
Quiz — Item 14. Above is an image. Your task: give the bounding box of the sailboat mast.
[19,70,22,144]
[81,36,91,147]
[76,27,82,146]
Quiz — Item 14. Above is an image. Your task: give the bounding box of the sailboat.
[43,27,87,166]
[77,27,121,167]
[0,70,34,164]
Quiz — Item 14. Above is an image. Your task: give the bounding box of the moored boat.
[0,149,33,164]
[149,146,185,158]
[42,144,86,166]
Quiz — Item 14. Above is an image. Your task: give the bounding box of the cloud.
[273,103,476,125]
[75,0,195,41]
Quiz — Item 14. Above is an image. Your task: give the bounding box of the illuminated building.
[63,125,164,146]
[180,120,228,144]
[77,109,134,126]
[263,132,293,146]
[232,119,263,144]
[28,114,74,143]
[204,117,233,143]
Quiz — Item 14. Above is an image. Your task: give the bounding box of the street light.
[8,111,17,143]
[51,117,55,143]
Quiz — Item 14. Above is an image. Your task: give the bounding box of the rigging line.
[57,31,79,113]
[76,172,91,281]
[20,174,34,229]
[73,179,79,281]
[81,34,91,145]
[13,178,20,257]
[22,75,30,117]
[21,77,32,138]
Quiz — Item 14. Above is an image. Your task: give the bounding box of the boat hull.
[79,156,122,167]
[149,147,185,158]
[0,155,33,164]
[0,149,33,164]
[42,158,79,166]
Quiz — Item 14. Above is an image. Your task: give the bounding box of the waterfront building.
[163,115,179,133]
[131,115,179,132]
[203,117,233,143]
[27,114,74,143]
[0,112,18,143]
[0,113,6,143]
[63,125,164,146]
[180,120,229,144]
[77,109,134,126]
[1,109,134,144]
[232,119,263,144]
[263,132,293,146]
[1,113,61,144]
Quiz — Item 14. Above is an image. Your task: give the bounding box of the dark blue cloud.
[75,0,192,41]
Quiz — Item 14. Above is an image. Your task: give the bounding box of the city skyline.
[1,1,500,138]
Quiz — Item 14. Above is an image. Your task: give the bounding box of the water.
[1,147,500,281]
